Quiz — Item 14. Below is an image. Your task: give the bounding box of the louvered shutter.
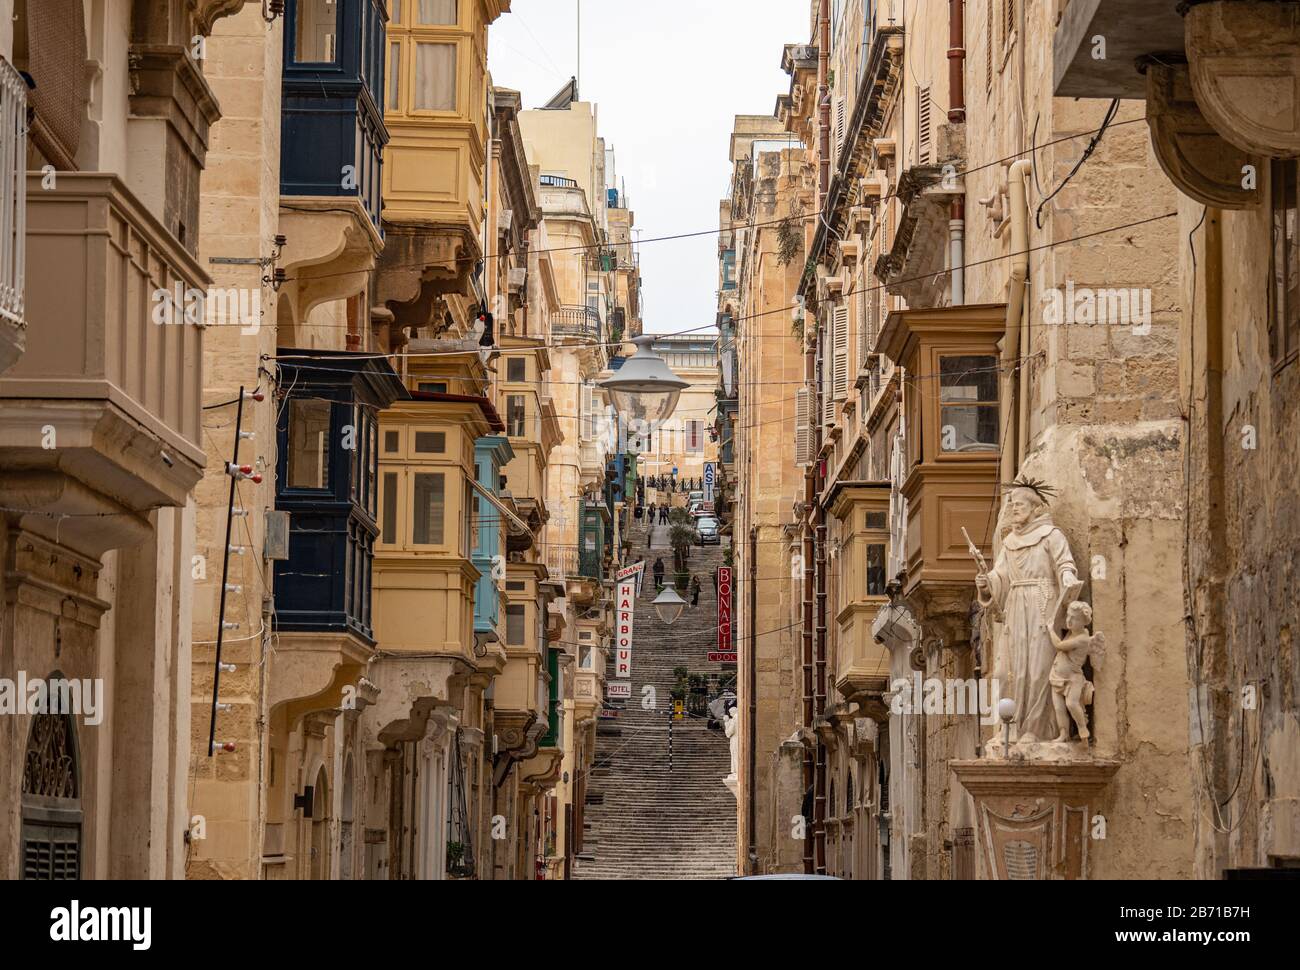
[857,269,870,363]
[835,97,847,161]
[833,305,849,401]
[822,335,835,425]
[795,386,812,465]
[918,86,932,164]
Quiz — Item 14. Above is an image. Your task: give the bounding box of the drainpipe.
[748,526,758,874]
[947,0,966,125]
[801,342,816,876]
[818,0,831,205]
[1000,160,1033,485]
[949,200,965,306]
[948,0,966,307]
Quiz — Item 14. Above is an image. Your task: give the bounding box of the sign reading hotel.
[715,566,732,661]
[607,681,632,699]
[615,562,642,680]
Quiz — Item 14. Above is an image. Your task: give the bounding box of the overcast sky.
[487,1,809,336]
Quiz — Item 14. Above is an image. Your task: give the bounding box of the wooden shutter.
[795,386,812,465]
[835,96,847,160]
[986,0,994,89]
[857,268,870,363]
[917,85,932,164]
[833,305,850,401]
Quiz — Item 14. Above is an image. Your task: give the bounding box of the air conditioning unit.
[507,266,527,293]
[498,207,514,234]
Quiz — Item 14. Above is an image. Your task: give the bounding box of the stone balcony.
[0,173,206,556]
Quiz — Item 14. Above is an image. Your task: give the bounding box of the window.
[388,41,401,110]
[417,381,448,393]
[414,43,457,111]
[381,473,398,544]
[412,473,446,545]
[1271,158,1300,368]
[507,357,527,382]
[294,0,339,63]
[985,0,994,89]
[507,395,526,438]
[287,399,332,489]
[506,605,526,645]
[384,430,400,452]
[464,479,475,559]
[917,85,932,165]
[686,420,703,454]
[414,431,446,453]
[938,355,999,452]
[866,543,886,597]
[865,511,886,530]
[417,0,457,24]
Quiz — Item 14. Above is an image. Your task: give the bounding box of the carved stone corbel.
[1144,59,1261,209]
[1185,1,1300,158]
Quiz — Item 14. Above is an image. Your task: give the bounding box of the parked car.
[691,501,715,519]
[695,517,720,545]
[688,490,705,506]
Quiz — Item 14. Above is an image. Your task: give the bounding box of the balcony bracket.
[1186,1,1300,158]
[1144,59,1262,209]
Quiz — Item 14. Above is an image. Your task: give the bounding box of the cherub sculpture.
[1044,601,1105,742]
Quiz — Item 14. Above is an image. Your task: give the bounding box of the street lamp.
[653,581,687,626]
[598,335,690,424]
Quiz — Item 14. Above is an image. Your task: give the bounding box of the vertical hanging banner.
[710,566,736,662]
[613,562,644,682]
[704,461,716,502]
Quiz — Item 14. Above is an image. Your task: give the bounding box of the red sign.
[708,652,737,663]
[716,566,732,658]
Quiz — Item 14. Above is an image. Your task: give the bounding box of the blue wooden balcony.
[273,349,409,642]
[280,0,389,229]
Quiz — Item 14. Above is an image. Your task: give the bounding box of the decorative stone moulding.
[951,759,1119,879]
[1185,1,1300,157]
[1144,59,1261,209]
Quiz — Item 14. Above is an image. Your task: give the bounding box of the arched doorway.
[20,705,82,880]
[309,765,330,880]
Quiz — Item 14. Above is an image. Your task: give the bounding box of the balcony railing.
[543,543,603,583]
[539,174,578,189]
[552,305,602,340]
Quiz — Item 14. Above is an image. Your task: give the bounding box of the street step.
[573,518,737,881]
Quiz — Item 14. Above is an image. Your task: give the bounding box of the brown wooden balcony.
[0,174,207,553]
[878,304,1004,647]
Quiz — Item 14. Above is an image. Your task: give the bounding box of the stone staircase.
[573,517,738,880]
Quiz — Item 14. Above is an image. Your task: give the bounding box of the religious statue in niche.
[974,478,1086,746]
[1046,603,1105,742]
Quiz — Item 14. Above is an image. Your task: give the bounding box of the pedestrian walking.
[653,557,665,592]
[659,505,669,525]
[647,501,655,523]
[690,575,702,607]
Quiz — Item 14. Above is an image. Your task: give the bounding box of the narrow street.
[575,519,735,880]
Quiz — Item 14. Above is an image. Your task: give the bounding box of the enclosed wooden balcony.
[878,304,1003,644]
[0,174,207,554]
[828,481,893,712]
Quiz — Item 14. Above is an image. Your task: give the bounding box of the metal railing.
[539,174,578,189]
[543,543,603,582]
[552,305,601,340]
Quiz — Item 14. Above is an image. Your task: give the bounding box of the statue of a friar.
[975,479,1083,744]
